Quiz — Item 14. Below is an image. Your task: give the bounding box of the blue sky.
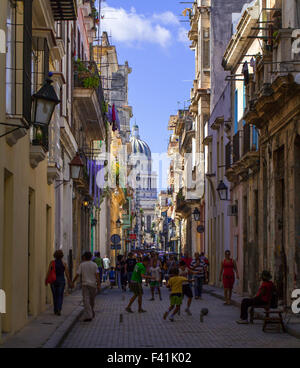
[97,0,194,189]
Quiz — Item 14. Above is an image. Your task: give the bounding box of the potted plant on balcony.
[83,75,100,89]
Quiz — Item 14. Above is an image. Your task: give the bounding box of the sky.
[96,0,195,189]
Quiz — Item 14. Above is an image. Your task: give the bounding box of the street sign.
[111,234,121,244]
[111,244,121,250]
[197,225,205,233]
[129,233,137,240]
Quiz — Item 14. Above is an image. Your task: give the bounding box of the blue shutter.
[252,126,258,150]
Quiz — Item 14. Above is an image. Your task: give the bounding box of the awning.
[50,0,77,21]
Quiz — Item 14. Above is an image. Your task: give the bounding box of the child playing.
[149,259,162,301]
[178,260,194,315]
[163,268,189,322]
[109,267,116,289]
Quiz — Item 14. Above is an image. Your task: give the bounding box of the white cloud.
[100,6,172,48]
[177,27,189,44]
[152,11,180,26]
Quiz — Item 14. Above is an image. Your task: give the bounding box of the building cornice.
[222,1,260,71]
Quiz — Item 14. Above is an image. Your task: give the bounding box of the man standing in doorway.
[125,256,151,313]
[73,252,101,322]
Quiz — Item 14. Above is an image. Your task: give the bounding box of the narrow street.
[61,286,300,349]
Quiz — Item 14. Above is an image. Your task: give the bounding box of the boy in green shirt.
[126,256,151,313]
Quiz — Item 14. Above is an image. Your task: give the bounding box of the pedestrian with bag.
[45,249,72,316]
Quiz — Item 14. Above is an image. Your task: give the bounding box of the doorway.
[27,188,35,316]
[274,147,287,305]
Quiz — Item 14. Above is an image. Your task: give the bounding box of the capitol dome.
[130,124,151,159]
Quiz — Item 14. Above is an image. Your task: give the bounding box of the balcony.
[30,126,48,169]
[180,120,195,154]
[225,126,259,183]
[50,0,77,21]
[73,60,106,140]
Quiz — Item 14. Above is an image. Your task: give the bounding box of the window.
[6,0,32,124]
[32,37,49,94]
[203,29,210,69]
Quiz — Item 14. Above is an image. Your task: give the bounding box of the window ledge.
[30,145,47,169]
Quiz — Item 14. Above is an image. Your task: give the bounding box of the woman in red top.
[219,250,239,305]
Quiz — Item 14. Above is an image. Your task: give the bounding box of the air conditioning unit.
[227,205,238,216]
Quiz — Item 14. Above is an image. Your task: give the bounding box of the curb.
[43,285,109,348]
[205,288,300,340]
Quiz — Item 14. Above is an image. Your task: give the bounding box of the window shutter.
[296,0,300,27]
[44,38,49,79]
[23,0,32,124]
[203,29,210,69]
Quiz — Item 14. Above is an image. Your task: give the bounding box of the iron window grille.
[6,0,32,126]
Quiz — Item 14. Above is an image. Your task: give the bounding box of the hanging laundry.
[112,104,116,122]
[115,108,121,131]
[94,162,98,206]
[242,61,249,85]
[106,105,113,123]
[89,160,93,196]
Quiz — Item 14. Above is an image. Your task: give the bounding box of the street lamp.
[69,153,84,180]
[192,207,201,221]
[32,73,60,127]
[83,197,90,207]
[216,180,229,201]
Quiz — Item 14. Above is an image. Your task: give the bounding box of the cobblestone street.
[61,286,300,348]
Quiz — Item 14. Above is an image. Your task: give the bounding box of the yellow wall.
[0,132,55,340]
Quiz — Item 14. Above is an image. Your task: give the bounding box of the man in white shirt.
[73,251,101,322]
[102,255,110,281]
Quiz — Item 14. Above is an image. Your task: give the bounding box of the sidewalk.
[0,282,109,349]
[205,284,300,339]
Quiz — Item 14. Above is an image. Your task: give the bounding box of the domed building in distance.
[129,124,157,246]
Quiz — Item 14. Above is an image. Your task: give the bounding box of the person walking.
[109,267,116,289]
[149,259,162,301]
[161,255,168,286]
[191,257,207,300]
[45,249,72,316]
[102,255,110,282]
[125,256,151,313]
[181,251,192,268]
[116,255,123,289]
[219,250,239,305]
[120,255,127,291]
[125,252,137,286]
[93,252,103,283]
[72,251,101,322]
[236,271,275,324]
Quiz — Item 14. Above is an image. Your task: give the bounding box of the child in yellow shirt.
[163,268,189,322]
